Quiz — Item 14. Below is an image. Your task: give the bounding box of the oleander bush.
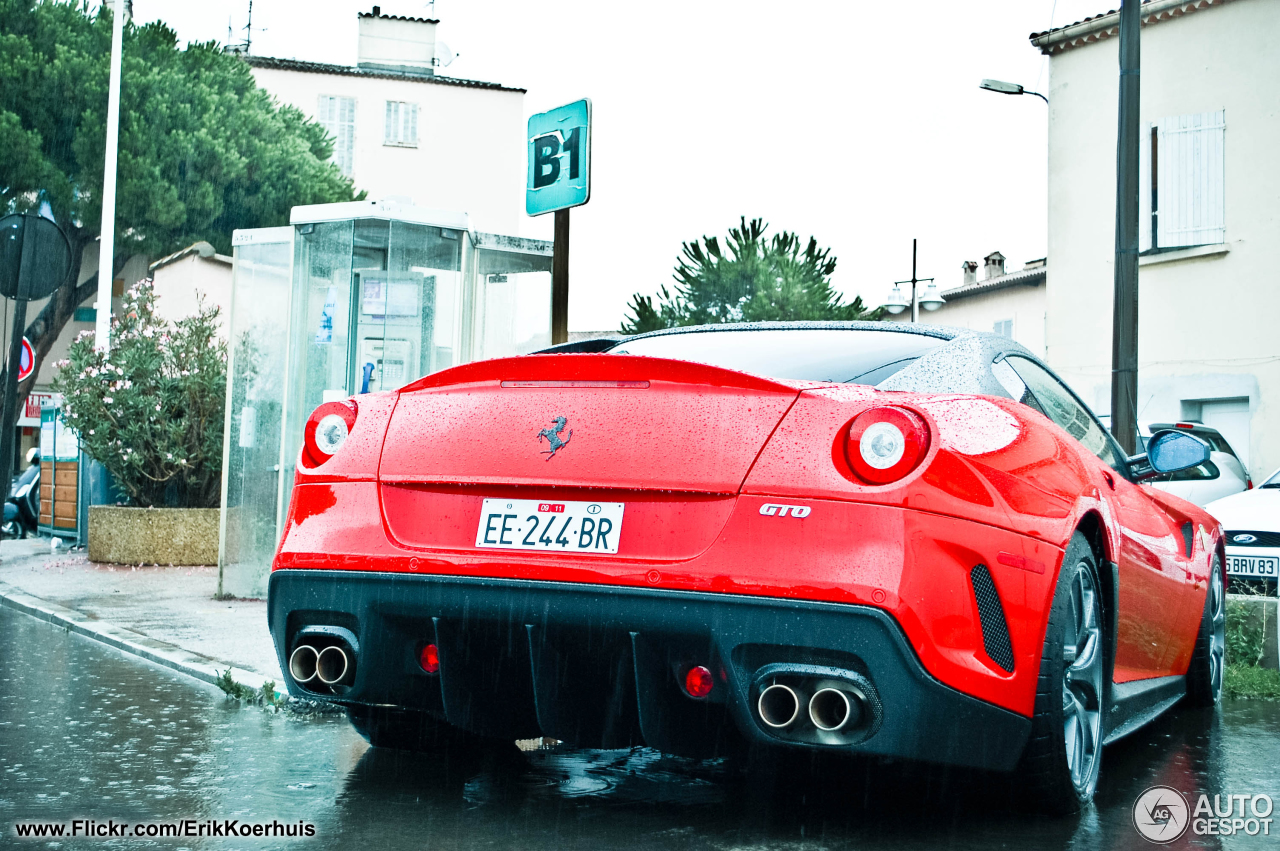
[52,279,226,508]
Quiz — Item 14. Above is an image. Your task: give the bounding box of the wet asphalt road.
[2,606,1279,850]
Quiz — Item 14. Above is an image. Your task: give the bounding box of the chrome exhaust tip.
[316,645,350,685]
[757,683,801,729]
[809,687,852,731]
[289,644,319,683]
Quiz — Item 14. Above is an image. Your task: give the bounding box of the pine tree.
[621,217,880,334]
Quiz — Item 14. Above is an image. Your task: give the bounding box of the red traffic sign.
[18,337,34,382]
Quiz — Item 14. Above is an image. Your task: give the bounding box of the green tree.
[0,0,360,410]
[621,217,880,334]
[52,279,226,508]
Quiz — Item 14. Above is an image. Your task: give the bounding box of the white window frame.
[316,95,356,178]
[384,101,419,148]
[993,318,1013,339]
[1140,110,1225,252]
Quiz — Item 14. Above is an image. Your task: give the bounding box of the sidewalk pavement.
[0,536,283,696]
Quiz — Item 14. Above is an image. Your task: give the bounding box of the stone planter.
[88,506,220,566]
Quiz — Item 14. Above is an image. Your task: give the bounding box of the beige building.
[1032,0,1277,477]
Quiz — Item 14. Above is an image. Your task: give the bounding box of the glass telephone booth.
[218,200,553,597]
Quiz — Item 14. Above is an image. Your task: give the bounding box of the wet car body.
[268,322,1224,809]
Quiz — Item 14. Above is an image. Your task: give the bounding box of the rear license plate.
[1226,554,1279,578]
[475,499,625,554]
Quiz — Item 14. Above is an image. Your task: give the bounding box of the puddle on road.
[2,607,1278,850]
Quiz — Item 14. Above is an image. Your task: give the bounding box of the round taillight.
[314,414,349,455]
[845,406,930,484]
[684,665,714,699]
[419,643,440,674]
[303,401,357,467]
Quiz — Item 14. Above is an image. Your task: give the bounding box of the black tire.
[1185,554,1226,706]
[346,706,479,753]
[1015,531,1107,814]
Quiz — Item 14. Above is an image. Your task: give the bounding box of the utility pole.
[1111,0,1141,456]
[94,0,127,353]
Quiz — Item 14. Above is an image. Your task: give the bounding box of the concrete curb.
[0,579,283,701]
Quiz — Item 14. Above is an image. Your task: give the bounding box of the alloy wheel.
[1209,565,1226,699]
[1062,562,1104,792]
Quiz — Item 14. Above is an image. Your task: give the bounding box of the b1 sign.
[526,99,591,216]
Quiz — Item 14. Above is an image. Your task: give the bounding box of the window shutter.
[1139,121,1152,252]
[317,96,356,177]
[1156,110,1225,248]
[385,101,396,143]
[408,104,418,145]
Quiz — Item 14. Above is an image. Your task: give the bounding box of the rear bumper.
[268,569,1031,771]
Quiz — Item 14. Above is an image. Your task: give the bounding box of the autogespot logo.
[1133,786,1190,843]
[1133,787,1276,841]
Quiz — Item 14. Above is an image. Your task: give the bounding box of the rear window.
[607,328,946,384]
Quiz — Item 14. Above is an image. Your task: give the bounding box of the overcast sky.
[128,0,1115,332]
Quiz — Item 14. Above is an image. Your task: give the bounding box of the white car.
[1206,468,1280,585]
[1139,422,1251,507]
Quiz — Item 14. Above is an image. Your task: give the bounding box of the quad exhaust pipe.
[316,646,349,685]
[289,642,353,687]
[757,684,801,728]
[289,644,319,683]
[753,666,881,742]
[809,687,859,731]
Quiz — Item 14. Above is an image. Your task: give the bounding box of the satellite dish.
[435,42,455,68]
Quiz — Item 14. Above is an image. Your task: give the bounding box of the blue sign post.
[526,99,591,344]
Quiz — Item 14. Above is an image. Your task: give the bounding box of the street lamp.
[883,239,942,323]
[979,78,1048,104]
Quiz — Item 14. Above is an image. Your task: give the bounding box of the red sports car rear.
[269,324,1225,814]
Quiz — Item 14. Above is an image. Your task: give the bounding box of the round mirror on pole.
[0,214,73,301]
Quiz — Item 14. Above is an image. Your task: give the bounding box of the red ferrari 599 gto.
[269,322,1225,813]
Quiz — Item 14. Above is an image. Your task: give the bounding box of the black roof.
[242,55,525,93]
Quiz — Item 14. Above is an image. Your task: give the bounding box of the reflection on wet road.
[2,606,1277,849]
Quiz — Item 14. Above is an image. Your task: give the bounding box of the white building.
[886,251,1047,357]
[244,7,527,235]
[1033,0,1278,477]
[17,6,529,462]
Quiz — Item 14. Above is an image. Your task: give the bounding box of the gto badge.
[760,503,812,518]
[1233,533,1258,544]
[537,415,573,460]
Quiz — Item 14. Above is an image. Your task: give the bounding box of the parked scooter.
[3,449,41,539]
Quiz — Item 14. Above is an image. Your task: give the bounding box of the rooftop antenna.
[434,42,456,69]
[243,0,253,54]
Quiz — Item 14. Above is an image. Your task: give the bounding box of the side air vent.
[970,564,1014,673]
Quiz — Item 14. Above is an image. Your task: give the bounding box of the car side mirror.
[1127,429,1211,481]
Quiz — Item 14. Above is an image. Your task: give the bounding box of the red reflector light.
[1175,423,1196,430]
[844,406,930,485]
[684,665,714,699]
[419,643,440,674]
